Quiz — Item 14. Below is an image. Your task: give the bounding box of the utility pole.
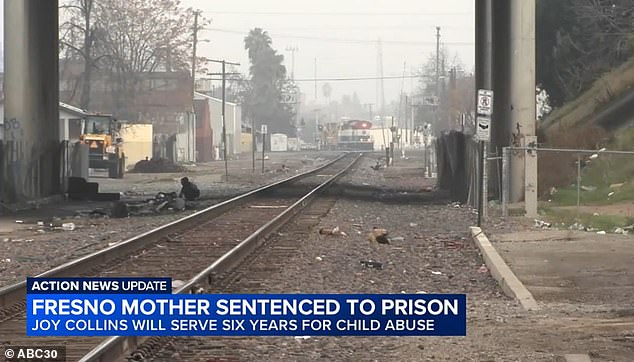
[286,46,298,80]
[189,9,202,165]
[191,10,201,100]
[208,59,240,182]
[314,58,320,150]
[435,26,441,130]
[314,57,317,101]
[405,95,409,144]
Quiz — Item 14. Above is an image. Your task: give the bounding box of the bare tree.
[59,0,104,109]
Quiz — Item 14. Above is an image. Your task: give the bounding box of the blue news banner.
[26,277,466,337]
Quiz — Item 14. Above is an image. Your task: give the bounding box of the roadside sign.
[281,92,297,104]
[261,124,268,134]
[477,89,493,116]
[476,117,490,141]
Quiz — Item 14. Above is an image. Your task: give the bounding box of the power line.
[203,75,424,82]
[206,28,475,46]
[204,11,471,16]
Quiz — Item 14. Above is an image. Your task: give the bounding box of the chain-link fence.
[501,146,634,232]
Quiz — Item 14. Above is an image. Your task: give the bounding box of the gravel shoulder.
[157,153,632,361]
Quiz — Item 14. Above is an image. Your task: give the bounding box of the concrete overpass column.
[1,0,60,203]
[508,0,536,202]
[491,0,511,196]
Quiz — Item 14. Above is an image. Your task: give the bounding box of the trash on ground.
[110,201,129,218]
[596,230,606,235]
[319,226,347,237]
[478,265,489,273]
[360,260,383,270]
[534,219,552,228]
[431,270,442,275]
[15,220,24,224]
[315,256,323,261]
[61,223,76,231]
[390,236,405,242]
[368,227,389,244]
[294,336,311,340]
[409,223,418,227]
[1,258,10,263]
[614,227,628,235]
[608,191,615,197]
[593,213,600,216]
[370,161,383,171]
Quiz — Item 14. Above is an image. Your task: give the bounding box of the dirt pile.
[131,158,186,173]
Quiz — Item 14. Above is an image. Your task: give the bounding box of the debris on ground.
[614,227,628,235]
[131,157,186,173]
[534,219,552,228]
[596,231,607,235]
[608,191,615,197]
[390,236,405,242]
[61,223,76,231]
[172,280,186,290]
[431,270,443,275]
[150,192,186,212]
[368,227,389,244]
[275,164,290,174]
[370,160,384,171]
[478,264,489,273]
[110,201,130,218]
[360,260,383,270]
[318,226,347,237]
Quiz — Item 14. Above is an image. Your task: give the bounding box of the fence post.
[524,136,538,218]
[502,147,509,218]
[483,142,488,220]
[577,153,581,217]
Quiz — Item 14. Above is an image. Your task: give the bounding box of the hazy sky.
[0,0,475,105]
[181,0,475,106]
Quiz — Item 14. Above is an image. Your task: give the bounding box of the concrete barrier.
[470,226,540,311]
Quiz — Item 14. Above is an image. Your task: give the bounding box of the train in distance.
[337,119,374,151]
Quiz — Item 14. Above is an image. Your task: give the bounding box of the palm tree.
[244,28,272,63]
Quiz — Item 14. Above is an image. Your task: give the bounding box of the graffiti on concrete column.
[3,118,21,130]
[2,118,24,141]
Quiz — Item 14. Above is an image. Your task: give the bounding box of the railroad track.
[132,195,342,361]
[0,152,362,362]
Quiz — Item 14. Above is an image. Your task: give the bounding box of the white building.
[0,100,88,142]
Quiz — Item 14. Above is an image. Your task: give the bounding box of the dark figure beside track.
[179,177,200,201]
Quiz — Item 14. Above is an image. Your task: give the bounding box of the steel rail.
[79,153,362,362]
[0,153,348,308]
